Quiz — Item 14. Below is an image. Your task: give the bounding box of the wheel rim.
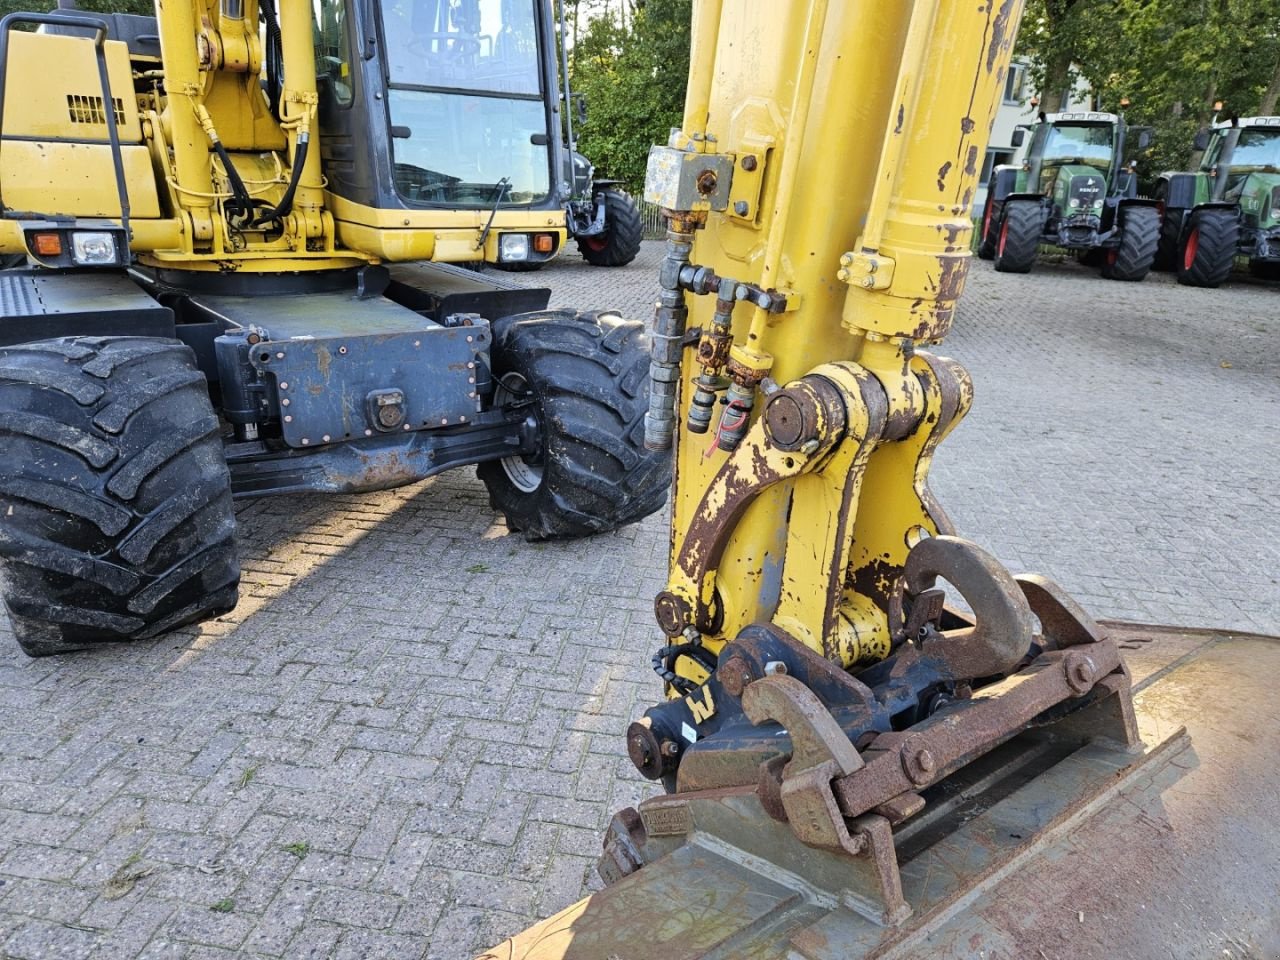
[581,233,609,252]
[983,201,993,241]
[998,217,1010,257]
[1183,228,1200,271]
[494,373,543,493]
[1107,248,1118,266]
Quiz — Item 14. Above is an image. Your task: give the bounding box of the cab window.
[314,0,354,107]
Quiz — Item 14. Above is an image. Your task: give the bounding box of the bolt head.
[733,200,749,216]
[741,154,758,171]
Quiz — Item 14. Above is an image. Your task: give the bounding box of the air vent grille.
[67,94,125,126]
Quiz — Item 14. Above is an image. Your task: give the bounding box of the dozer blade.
[479,624,1280,960]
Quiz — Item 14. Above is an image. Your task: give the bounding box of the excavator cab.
[311,0,567,266]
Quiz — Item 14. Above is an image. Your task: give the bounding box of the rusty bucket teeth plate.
[478,623,1280,960]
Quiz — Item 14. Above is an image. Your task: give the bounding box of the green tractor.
[978,111,1157,280]
[1154,115,1280,287]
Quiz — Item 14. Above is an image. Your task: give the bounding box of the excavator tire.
[976,194,1001,260]
[0,337,239,656]
[478,311,670,539]
[577,189,644,267]
[991,199,1041,274]
[1101,206,1159,281]
[1176,208,1239,288]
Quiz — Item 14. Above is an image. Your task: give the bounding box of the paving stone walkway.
[0,243,1275,958]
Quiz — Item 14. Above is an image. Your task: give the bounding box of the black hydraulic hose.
[213,141,255,224]
[651,640,718,694]
[260,0,283,122]
[252,132,308,226]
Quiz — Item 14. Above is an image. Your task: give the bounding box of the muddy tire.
[1101,206,1159,281]
[977,194,1001,260]
[1176,208,1239,288]
[478,311,670,539]
[577,189,643,267]
[992,200,1042,274]
[0,337,239,656]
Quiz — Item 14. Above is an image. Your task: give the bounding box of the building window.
[980,148,1014,185]
[1003,64,1026,105]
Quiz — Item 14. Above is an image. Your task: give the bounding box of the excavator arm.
[477,1,1280,957]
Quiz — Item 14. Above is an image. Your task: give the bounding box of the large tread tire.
[478,311,670,540]
[976,194,1001,260]
[992,200,1042,274]
[1101,206,1159,281]
[577,189,643,268]
[1176,209,1239,288]
[1153,198,1182,272]
[0,337,239,656]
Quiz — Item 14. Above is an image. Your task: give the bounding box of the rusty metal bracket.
[888,535,1034,680]
[742,674,865,855]
[832,637,1134,821]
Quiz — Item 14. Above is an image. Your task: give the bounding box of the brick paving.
[0,243,1276,958]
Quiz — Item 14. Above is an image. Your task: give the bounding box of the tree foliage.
[0,0,154,21]
[1016,0,1280,177]
[567,0,690,192]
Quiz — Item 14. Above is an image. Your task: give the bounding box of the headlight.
[499,234,530,262]
[71,231,116,265]
[1069,198,1080,208]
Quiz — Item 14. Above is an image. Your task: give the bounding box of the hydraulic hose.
[252,132,308,226]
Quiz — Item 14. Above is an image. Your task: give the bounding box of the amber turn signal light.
[533,233,554,253]
[32,232,62,256]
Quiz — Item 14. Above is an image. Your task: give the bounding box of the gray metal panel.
[0,270,172,346]
[195,290,438,339]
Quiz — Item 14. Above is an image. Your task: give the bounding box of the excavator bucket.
[481,623,1280,959]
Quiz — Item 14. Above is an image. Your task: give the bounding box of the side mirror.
[1193,130,1210,152]
[1010,127,1026,148]
[572,92,588,125]
[1136,129,1152,151]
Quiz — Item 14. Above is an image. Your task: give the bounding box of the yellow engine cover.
[0,31,161,219]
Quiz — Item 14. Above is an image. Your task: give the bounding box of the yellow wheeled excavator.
[0,0,670,655]
[480,1,1280,957]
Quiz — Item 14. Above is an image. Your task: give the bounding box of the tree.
[0,0,155,20]
[1016,0,1280,178]
[569,0,690,192]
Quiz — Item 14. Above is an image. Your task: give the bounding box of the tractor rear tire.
[1153,201,1182,272]
[0,337,239,656]
[478,311,670,539]
[992,200,1041,274]
[1101,206,1159,281]
[577,189,643,267]
[1248,258,1280,281]
[977,194,1001,260]
[1176,209,1239,288]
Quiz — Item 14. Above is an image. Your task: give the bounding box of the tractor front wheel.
[992,200,1041,274]
[577,189,644,267]
[1101,206,1159,281]
[977,194,1001,260]
[478,311,670,539]
[0,337,239,656]
[1177,209,1239,288]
